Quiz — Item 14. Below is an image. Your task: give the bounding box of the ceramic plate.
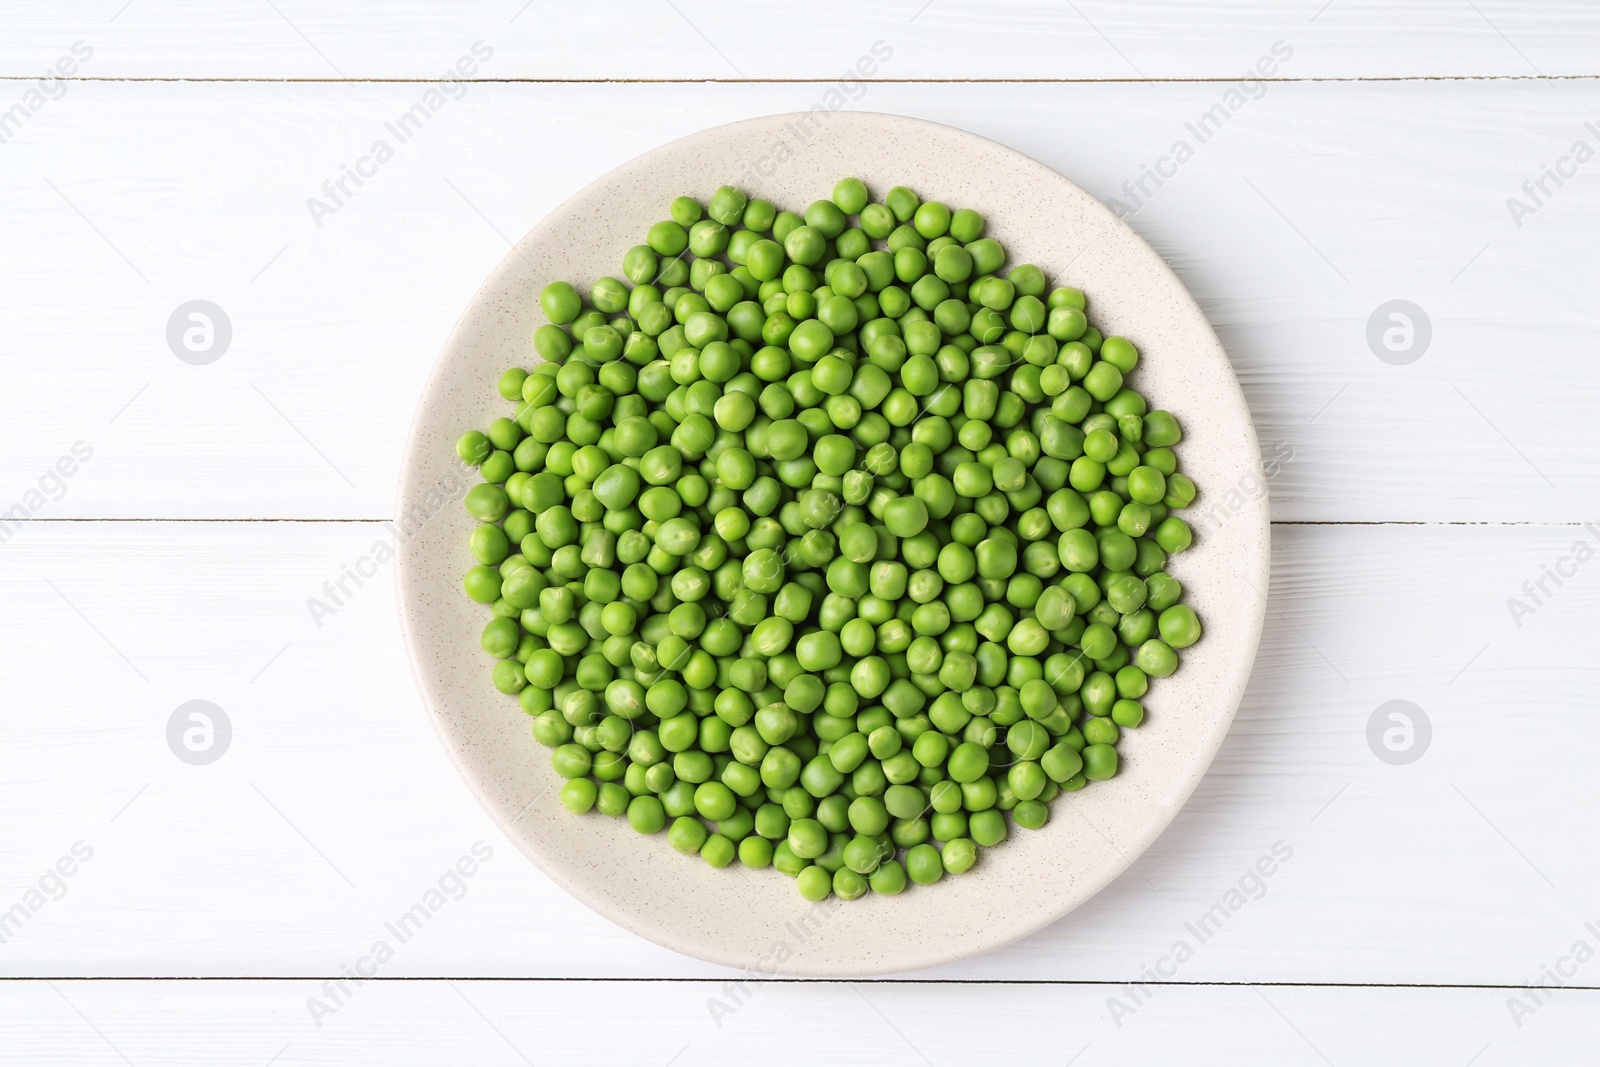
[396,111,1269,976]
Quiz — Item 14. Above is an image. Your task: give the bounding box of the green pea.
[1139,409,1180,448]
[1127,465,1166,506]
[799,750,845,797]
[785,817,827,860]
[904,843,943,885]
[883,495,930,537]
[945,741,989,784]
[1159,604,1203,648]
[879,783,921,820]
[625,794,665,834]
[1081,361,1122,402]
[1115,664,1149,699]
[792,864,829,901]
[464,484,509,523]
[848,795,891,837]
[1082,744,1119,780]
[1112,699,1146,729]
[941,837,977,874]
[540,281,582,325]
[730,835,769,869]
[867,859,907,895]
[1100,336,1139,373]
[1082,715,1119,747]
[456,430,492,466]
[1041,744,1084,783]
[1007,719,1051,761]
[667,816,708,856]
[552,777,594,814]
[1012,799,1049,829]
[1154,516,1193,553]
[866,725,903,760]
[828,732,870,774]
[549,742,591,779]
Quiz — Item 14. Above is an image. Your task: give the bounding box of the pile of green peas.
[454,178,1204,903]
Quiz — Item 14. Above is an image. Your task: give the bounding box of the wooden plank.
[3,979,1597,1064]
[2,0,1597,80]
[0,520,1594,981]
[0,80,1595,522]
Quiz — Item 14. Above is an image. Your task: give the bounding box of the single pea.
[1007,719,1051,761]
[1128,465,1166,506]
[1012,799,1049,829]
[1112,698,1146,728]
[885,186,921,222]
[832,865,868,900]
[913,201,952,239]
[1082,361,1123,402]
[1041,744,1084,783]
[969,809,1007,847]
[559,777,597,814]
[1143,410,1182,448]
[1082,744,1119,780]
[1153,516,1193,554]
[941,837,977,874]
[627,794,666,834]
[867,725,903,760]
[905,843,944,885]
[1115,664,1149,699]
[831,177,870,215]
[946,742,990,783]
[1165,472,1197,510]
[848,795,891,837]
[489,659,528,694]
[828,732,870,775]
[464,484,510,523]
[880,783,924,820]
[735,835,772,869]
[456,430,493,466]
[884,495,930,537]
[1100,335,1139,373]
[667,816,708,856]
[1159,604,1203,648]
[840,835,881,876]
[787,817,829,859]
[797,865,833,901]
[551,743,592,779]
[1082,716,1119,747]
[540,281,582,325]
[869,859,908,895]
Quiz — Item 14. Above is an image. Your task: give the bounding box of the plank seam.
[2,519,1591,527]
[5,977,1596,990]
[0,75,1597,84]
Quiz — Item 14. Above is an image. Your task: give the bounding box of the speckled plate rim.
[396,111,1269,977]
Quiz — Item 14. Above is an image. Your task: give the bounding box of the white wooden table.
[3,2,1597,1062]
